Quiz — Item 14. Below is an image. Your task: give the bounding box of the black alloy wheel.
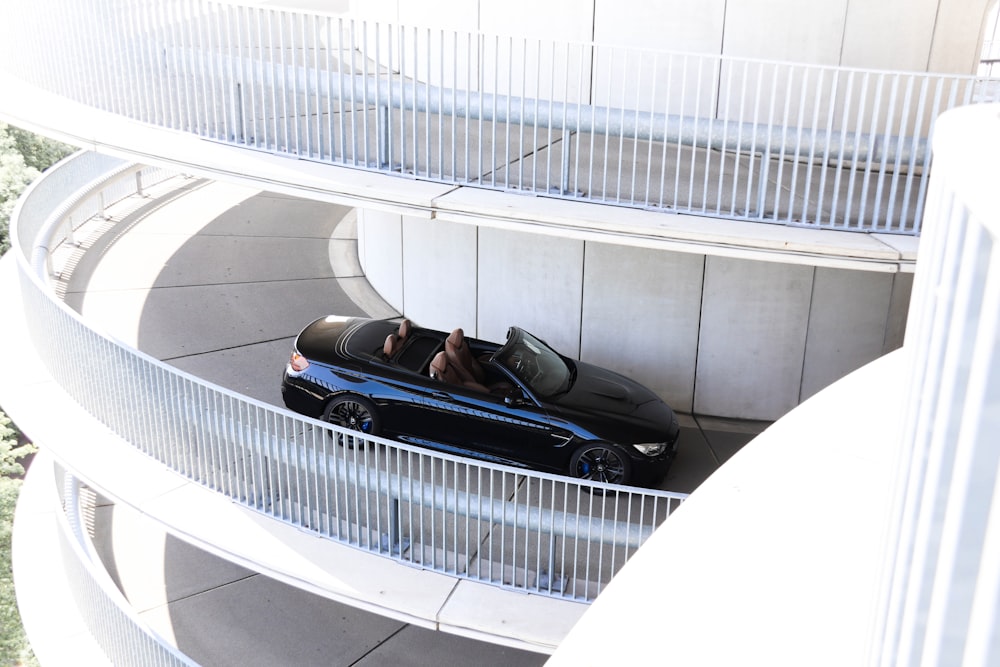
[323,394,380,446]
[570,443,632,487]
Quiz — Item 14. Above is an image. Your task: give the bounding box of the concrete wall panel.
[476,227,584,353]
[396,1,481,90]
[478,1,595,103]
[341,0,991,78]
[336,0,990,137]
[398,0,479,32]
[841,0,939,71]
[721,0,849,65]
[480,0,594,42]
[716,0,848,131]
[928,0,996,73]
[400,218,478,334]
[591,0,726,114]
[800,267,893,401]
[356,209,404,312]
[581,243,704,412]
[695,256,813,419]
[593,0,726,53]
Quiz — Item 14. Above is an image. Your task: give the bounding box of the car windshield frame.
[492,328,574,398]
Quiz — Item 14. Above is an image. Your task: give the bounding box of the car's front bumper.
[629,419,681,487]
[629,444,678,487]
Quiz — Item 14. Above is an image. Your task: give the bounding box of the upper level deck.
[3,0,998,239]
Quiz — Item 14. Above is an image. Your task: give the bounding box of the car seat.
[429,351,490,393]
[445,328,487,384]
[383,333,402,359]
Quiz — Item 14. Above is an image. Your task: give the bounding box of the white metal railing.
[12,151,686,605]
[57,469,199,666]
[3,0,999,235]
[869,104,1000,667]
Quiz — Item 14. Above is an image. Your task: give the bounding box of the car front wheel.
[323,394,381,445]
[569,443,632,487]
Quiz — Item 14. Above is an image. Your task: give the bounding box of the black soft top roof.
[343,318,400,360]
[296,317,396,365]
[298,317,452,374]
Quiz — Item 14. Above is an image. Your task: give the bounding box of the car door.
[432,384,573,470]
[372,362,570,470]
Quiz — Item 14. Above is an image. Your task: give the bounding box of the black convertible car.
[281,317,680,488]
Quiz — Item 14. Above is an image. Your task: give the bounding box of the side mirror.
[504,390,524,407]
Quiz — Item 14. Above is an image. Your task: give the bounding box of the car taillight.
[289,351,309,372]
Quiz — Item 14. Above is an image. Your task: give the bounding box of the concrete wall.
[695,257,814,418]
[357,212,910,420]
[321,0,992,142]
[356,208,404,309]
[331,0,991,75]
[401,218,479,334]
[581,243,704,411]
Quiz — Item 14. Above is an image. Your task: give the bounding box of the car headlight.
[632,442,667,457]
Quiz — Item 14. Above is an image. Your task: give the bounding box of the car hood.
[548,361,676,439]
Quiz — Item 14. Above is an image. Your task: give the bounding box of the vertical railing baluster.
[799,66,823,225]
[398,25,408,175]
[573,42,585,199]
[425,27,432,179]
[361,21,371,167]
[410,26,419,178]
[322,16,332,161]
[786,65,811,223]
[885,75,915,231]
[335,17,347,163]
[546,40,557,194]
[772,62,794,221]
[687,55,704,211]
[347,20,358,165]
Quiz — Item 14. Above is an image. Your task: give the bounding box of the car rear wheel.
[323,394,380,446]
[570,443,632,487]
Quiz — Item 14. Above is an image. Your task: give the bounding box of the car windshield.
[494,329,573,397]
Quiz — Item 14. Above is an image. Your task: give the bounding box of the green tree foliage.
[0,478,31,666]
[0,412,34,478]
[1,411,37,666]
[0,123,73,256]
[5,125,74,173]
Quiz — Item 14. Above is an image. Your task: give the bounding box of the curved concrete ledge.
[432,186,917,272]
[549,349,907,666]
[0,254,583,655]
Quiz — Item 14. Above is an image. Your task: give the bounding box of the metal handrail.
[30,163,143,278]
[199,48,927,165]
